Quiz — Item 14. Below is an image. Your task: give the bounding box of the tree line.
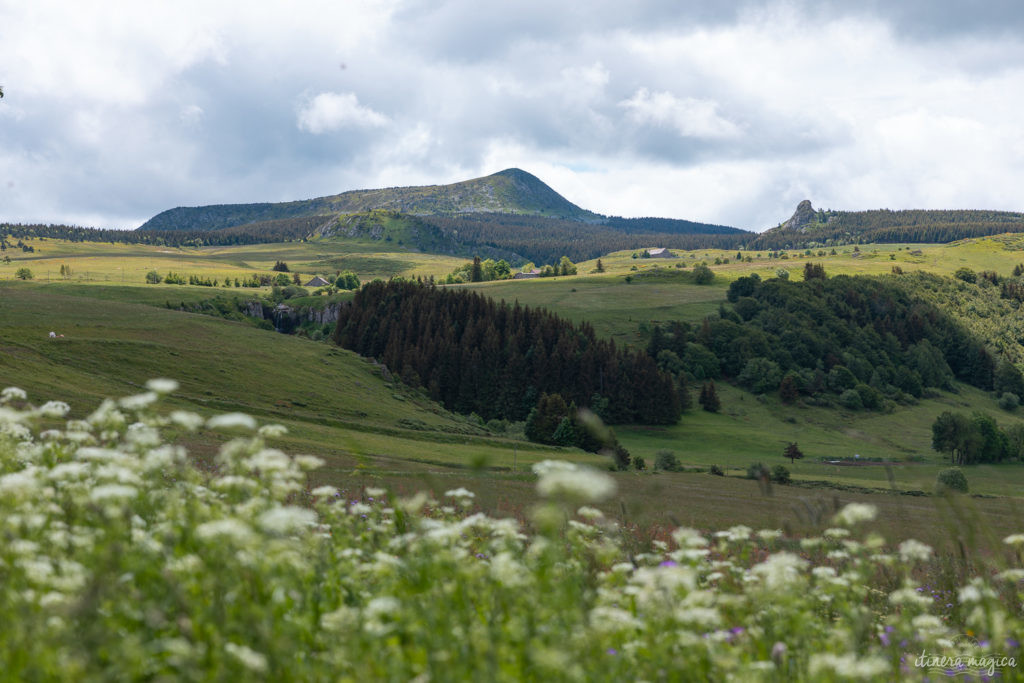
[331,280,681,425]
[748,209,1024,251]
[644,270,1008,410]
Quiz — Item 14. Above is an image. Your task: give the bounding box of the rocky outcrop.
[781,200,816,232]
[243,300,342,328]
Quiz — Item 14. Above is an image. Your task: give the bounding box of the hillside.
[138,168,600,232]
[752,200,1024,249]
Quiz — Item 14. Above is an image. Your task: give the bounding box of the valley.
[4,228,1024,549]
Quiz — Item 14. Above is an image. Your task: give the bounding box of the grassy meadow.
[3,232,1024,546]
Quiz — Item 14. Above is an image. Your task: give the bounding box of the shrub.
[771,465,791,484]
[840,389,864,411]
[746,462,769,480]
[709,464,724,476]
[633,456,646,471]
[145,270,162,284]
[954,267,977,284]
[14,267,33,280]
[936,467,969,494]
[999,392,1020,411]
[691,263,714,284]
[654,450,682,472]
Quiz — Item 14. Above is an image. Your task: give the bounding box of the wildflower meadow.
[0,383,1021,680]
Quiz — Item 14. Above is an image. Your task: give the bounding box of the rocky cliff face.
[244,301,342,327]
[781,200,816,232]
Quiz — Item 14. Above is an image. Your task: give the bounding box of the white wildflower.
[531,460,578,477]
[245,449,291,473]
[489,552,530,588]
[1,387,27,403]
[365,487,386,498]
[206,413,257,432]
[445,487,475,500]
[38,401,71,418]
[87,400,126,430]
[751,552,807,590]
[674,606,721,628]
[311,485,339,498]
[589,606,641,632]
[89,484,138,502]
[576,505,604,520]
[535,464,616,503]
[196,519,256,545]
[211,476,258,493]
[258,506,317,535]
[1,420,31,441]
[258,423,288,438]
[118,392,158,411]
[224,643,267,673]
[809,653,888,679]
[889,583,932,607]
[0,468,41,498]
[719,525,752,543]
[1003,533,1024,547]
[898,539,933,563]
[823,527,850,538]
[812,566,837,579]
[672,527,708,548]
[125,423,161,447]
[294,455,324,471]
[321,606,359,632]
[142,445,184,471]
[167,555,203,574]
[169,411,204,431]
[757,529,783,541]
[959,579,996,604]
[833,502,878,526]
[363,596,401,636]
[996,569,1024,582]
[145,378,179,394]
[912,614,946,637]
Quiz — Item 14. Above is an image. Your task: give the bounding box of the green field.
[3,233,1024,548]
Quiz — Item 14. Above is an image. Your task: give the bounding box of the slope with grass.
[0,282,590,473]
[137,168,601,232]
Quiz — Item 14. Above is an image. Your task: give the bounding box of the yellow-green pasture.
[0,236,468,287]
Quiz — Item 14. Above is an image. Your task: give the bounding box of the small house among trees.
[512,269,541,280]
[305,276,331,287]
[648,248,675,259]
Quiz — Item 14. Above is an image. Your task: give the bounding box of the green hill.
[752,200,1024,249]
[138,168,600,232]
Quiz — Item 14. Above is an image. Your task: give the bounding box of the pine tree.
[595,258,605,273]
[784,442,804,464]
[699,381,721,413]
[779,375,799,404]
[470,256,483,283]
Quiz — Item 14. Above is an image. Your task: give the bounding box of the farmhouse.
[648,248,674,258]
[513,269,542,280]
[305,276,331,287]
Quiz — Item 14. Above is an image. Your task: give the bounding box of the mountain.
[138,168,600,232]
[751,200,1024,250]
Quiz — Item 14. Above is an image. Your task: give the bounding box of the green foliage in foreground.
[2,387,1023,680]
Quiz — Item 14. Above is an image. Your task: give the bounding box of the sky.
[2,1,1024,232]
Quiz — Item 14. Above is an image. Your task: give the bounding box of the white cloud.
[3,1,1024,229]
[296,92,389,134]
[620,88,742,139]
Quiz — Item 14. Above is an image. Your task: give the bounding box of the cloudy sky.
[2,1,1024,231]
